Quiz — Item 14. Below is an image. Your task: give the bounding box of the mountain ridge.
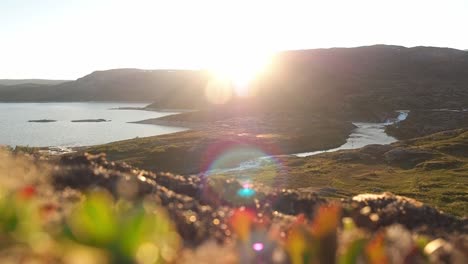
[0,79,70,86]
[1,45,467,119]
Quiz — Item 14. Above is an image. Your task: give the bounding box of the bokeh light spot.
[136,242,159,264]
[253,242,264,251]
[237,187,255,198]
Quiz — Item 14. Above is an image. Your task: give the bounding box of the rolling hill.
[251,45,468,119]
[1,45,467,120]
[0,79,70,86]
[0,69,210,108]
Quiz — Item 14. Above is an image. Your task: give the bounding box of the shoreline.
[110,106,195,113]
[294,110,409,157]
[14,109,407,159]
[2,103,190,152]
[129,118,208,130]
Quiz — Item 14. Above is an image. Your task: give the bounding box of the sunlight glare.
[204,76,233,105]
[208,50,273,97]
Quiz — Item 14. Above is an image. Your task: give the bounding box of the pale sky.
[1,0,467,79]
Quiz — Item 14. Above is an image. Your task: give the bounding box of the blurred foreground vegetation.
[1,186,465,263]
[0,148,466,263]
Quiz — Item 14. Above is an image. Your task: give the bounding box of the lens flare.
[205,146,270,173]
[199,140,288,205]
[252,242,264,251]
[237,187,256,198]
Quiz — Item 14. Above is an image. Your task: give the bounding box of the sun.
[207,50,273,97]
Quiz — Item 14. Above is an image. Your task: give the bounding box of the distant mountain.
[251,45,468,119]
[0,79,70,86]
[0,69,210,108]
[148,45,468,121]
[1,45,468,119]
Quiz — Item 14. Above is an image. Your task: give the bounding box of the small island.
[109,107,144,110]
[28,119,57,123]
[71,119,110,123]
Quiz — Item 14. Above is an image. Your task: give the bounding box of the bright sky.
[1,0,467,79]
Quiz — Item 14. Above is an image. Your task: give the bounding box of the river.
[206,111,409,174]
[295,110,409,157]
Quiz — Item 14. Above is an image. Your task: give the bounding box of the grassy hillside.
[148,45,468,123]
[87,113,355,174]
[85,102,468,216]
[209,129,468,216]
[386,110,468,139]
[252,45,468,120]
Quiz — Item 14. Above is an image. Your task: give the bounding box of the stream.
[206,110,409,174]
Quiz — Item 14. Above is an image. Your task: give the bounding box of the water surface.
[295,111,409,157]
[207,111,410,174]
[0,102,187,147]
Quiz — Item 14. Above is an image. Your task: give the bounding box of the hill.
[386,110,468,139]
[88,112,356,174]
[1,45,467,120]
[251,45,468,119]
[147,45,468,121]
[86,107,468,216]
[209,128,468,216]
[0,79,69,86]
[0,69,210,107]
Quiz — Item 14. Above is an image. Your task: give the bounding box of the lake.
[0,102,187,147]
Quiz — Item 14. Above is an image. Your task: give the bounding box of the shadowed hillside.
[2,45,468,122]
[251,45,468,120]
[0,69,210,108]
[148,45,468,121]
[0,79,70,86]
[386,110,468,139]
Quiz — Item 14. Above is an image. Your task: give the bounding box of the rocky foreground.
[0,149,465,263]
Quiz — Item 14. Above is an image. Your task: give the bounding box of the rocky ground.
[0,149,466,263]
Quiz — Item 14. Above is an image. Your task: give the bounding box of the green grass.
[87,114,467,216]
[86,115,353,175]
[209,129,468,216]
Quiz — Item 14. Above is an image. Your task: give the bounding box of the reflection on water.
[295,110,409,157]
[0,102,187,147]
